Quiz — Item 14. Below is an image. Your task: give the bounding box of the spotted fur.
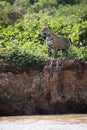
[41,26,71,58]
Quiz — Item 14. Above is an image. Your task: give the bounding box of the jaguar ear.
[44,25,51,29]
[43,26,50,30]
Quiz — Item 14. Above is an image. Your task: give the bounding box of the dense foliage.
[0,0,87,68]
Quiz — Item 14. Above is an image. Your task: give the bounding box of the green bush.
[0,3,87,68]
[10,42,47,68]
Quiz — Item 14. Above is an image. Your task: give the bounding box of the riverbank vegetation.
[0,0,87,68]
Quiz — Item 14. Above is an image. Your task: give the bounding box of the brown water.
[0,114,87,130]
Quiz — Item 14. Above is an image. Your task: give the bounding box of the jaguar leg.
[54,49,58,58]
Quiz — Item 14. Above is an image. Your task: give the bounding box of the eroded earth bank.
[0,58,87,116]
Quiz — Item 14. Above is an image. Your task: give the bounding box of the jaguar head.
[41,26,51,37]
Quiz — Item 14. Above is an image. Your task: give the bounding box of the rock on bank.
[0,59,87,116]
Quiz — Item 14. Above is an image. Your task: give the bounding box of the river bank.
[0,59,87,116]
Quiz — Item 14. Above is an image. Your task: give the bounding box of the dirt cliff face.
[0,59,87,116]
